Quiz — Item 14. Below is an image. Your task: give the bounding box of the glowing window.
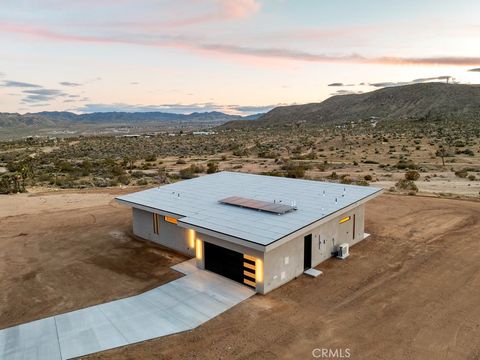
[339,216,351,224]
[164,216,178,224]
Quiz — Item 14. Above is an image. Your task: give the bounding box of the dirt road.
[1,191,479,359]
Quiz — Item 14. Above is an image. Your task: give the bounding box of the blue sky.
[0,0,479,114]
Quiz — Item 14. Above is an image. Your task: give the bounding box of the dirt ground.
[1,191,479,360]
[0,188,187,329]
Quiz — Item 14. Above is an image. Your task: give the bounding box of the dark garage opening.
[204,242,244,284]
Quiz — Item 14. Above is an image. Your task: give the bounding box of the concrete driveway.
[0,260,254,359]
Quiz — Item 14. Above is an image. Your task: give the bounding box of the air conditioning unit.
[337,243,349,259]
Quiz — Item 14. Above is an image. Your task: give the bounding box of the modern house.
[116,172,382,294]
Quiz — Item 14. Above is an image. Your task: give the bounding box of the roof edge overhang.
[116,196,267,252]
[115,198,184,219]
[116,187,383,254]
[176,220,267,252]
[264,188,383,252]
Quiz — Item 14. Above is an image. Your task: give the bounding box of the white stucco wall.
[131,204,368,295]
[132,208,195,257]
[263,205,366,294]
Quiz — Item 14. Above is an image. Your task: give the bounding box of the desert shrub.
[461,149,474,156]
[92,177,108,187]
[405,170,420,181]
[55,160,74,173]
[179,167,196,179]
[294,151,316,160]
[355,180,369,186]
[283,163,305,178]
[108,179,119,187]
[207,162,219,174]
[340,175,352,184]
[144,154,157,162]
[467,174,476,181]
[395,179,418,193]
[191,164,205,173]
[395,159,418,170]
[454,169,468,178]
[262,170,284,177]
[131,171,144,178]
[0,174,26,194]
[232,147,249,157]
[117,174,130,185]
[137,178,148,186]
[364,174,373,181]
[327,171,338,180]
[176,159,186,165]
[363,160,379,164]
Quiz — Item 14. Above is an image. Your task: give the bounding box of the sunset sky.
[0,0,479,115]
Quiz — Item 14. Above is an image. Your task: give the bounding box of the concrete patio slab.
[304,268,323,277]
[171,258,198,275]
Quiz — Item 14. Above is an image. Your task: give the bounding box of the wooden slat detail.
[243,278,256,288]
[243,262,256,271]
[243,270,255,278]
[243,254,256,262]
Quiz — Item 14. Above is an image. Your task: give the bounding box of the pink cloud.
[165,0,261,27]
[1,21,479,67]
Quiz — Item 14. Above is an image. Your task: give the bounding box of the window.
[353,214,356,240]
[153,213,160,234]
[339,216,351,224]
[164,216,178,224]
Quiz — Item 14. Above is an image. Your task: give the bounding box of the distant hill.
[221,83,480,128]
[0,110,263,139]
[0,110,262,129]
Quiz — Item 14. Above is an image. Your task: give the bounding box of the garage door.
[204,242,256,289]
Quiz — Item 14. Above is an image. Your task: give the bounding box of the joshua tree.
[436,146,448,167]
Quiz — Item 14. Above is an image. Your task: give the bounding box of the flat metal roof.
[117,171,382,246]
[116,171,382,247]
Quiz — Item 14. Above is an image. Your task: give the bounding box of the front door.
[304,234,312,270]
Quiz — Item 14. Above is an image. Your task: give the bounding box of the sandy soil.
[375,179,480,197]
[1,191,479,360]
